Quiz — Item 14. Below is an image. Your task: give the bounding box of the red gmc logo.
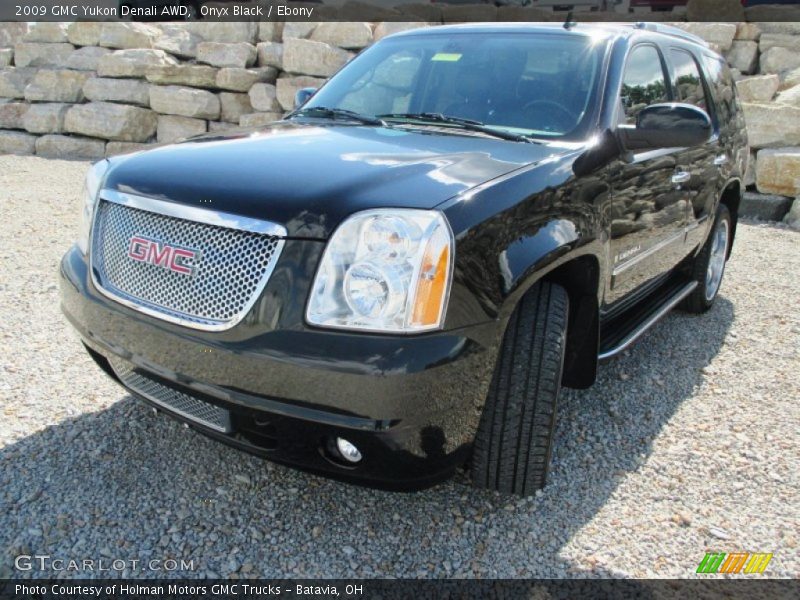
[127,236,199,276]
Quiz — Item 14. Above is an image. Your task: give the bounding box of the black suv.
[60,23,748,496]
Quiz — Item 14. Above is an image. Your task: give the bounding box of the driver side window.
[619,45,669,124]
[339,50,422,116]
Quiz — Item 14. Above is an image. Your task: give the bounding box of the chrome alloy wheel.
[705,216,729,302]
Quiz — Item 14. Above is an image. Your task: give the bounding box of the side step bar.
[598,281,697,361]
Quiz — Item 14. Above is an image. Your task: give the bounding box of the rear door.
[606,43,688,305]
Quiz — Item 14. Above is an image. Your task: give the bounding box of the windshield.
[303,31,608,141]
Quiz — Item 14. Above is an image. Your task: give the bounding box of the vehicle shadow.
[0,298,734,579]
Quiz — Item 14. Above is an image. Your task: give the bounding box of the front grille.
[110,357,232,433]
[91,195,284,330]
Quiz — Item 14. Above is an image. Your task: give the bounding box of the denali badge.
[127,236,199,276]
[614,244,642,264]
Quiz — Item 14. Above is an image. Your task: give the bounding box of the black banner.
[1,579,799,600]
[2,0,800,23]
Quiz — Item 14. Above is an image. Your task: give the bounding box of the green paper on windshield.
[431,53,462,62]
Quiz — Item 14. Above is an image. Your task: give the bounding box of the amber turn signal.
[410,233,451,328]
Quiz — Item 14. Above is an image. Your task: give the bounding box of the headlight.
[77,160,110,255]
[306,209,454,333]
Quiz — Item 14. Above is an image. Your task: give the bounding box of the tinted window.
[305,33,607,140]
[703,53,737,123]
[670,49,708,110]
[620,45,669,124]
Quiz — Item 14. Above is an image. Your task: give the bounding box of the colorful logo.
[696,552,773,574]
[128,236,199,276]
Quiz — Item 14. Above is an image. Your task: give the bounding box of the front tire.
[471,282,569,496]
[682,204,731,313]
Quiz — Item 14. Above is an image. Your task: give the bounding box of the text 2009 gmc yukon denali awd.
[60,23,748,496]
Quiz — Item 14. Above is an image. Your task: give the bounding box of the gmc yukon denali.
[60,23,748,496]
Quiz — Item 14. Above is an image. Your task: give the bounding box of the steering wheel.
[521,100,576,133]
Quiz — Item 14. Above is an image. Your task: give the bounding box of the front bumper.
[60,245,500,490]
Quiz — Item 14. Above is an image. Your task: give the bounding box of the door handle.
[671,171,691,184]
[714,154,728,166]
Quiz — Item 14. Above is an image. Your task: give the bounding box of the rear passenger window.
[620,45,669,124]
[703,54,737,123]
[670,49,708,111]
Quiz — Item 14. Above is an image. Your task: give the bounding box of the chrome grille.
[91,193,285,331]
[110,357,232,433]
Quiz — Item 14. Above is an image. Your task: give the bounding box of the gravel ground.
[0,155,798,580]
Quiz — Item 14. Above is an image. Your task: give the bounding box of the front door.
[667,47,725,252]
[606,43,689,306]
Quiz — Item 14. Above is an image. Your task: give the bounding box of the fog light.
[336,437,362,463]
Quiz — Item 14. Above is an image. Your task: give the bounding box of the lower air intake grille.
[110,357,232,434]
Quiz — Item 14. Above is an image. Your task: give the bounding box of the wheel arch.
[719,178,742,259]
[502,250,602,390]
[541,254,601,389]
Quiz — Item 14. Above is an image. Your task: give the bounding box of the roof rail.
[632,22,709,48]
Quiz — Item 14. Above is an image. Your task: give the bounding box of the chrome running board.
[598,281,698,361]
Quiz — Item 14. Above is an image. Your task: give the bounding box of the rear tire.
[682,204,731,314]
[471,282,569,496]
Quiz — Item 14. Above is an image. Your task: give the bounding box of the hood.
[104,121,567,238]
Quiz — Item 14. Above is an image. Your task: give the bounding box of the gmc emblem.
[127,236,199,276]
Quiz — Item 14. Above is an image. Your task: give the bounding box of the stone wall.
[1,20,800,222]
[0,21,440,160]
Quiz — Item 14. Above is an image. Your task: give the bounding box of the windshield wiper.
[377,112,536,143]
[290,106,387,127]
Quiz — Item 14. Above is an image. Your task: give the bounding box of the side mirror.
[294,87,317,109]
[617,103,712,152]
